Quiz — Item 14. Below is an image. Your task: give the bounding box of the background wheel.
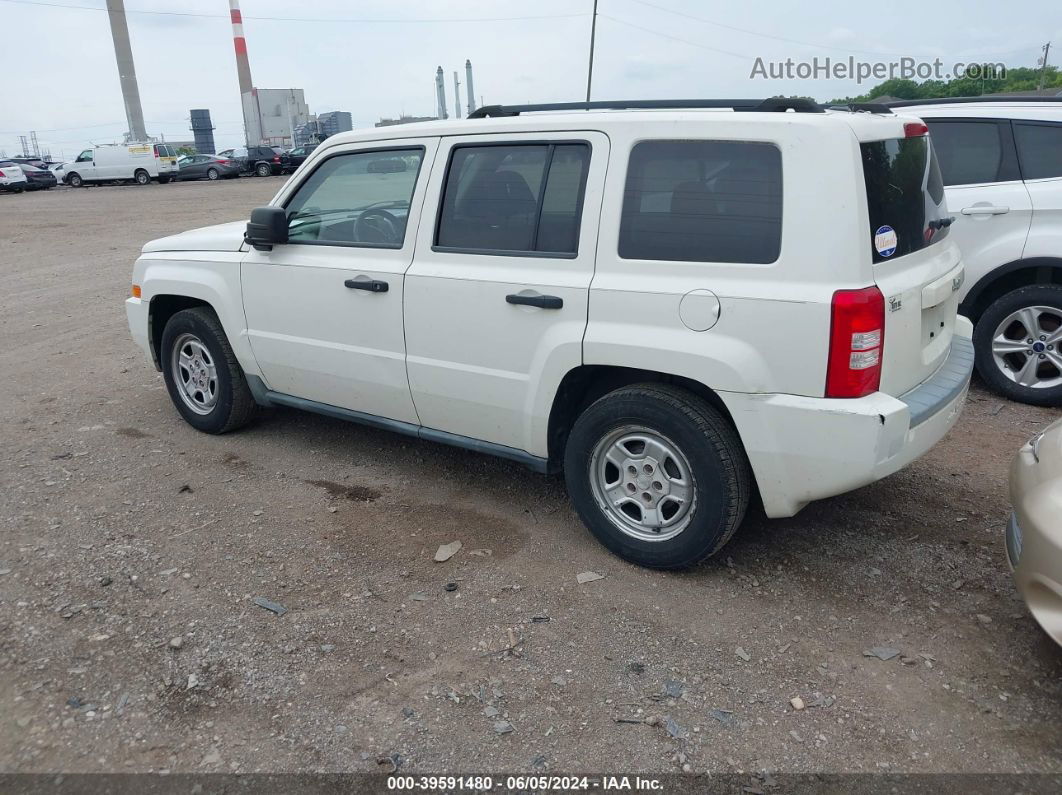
[206,167,219,180]
[973,285,1062,406]
[160,307,256,434]
[563,384,750,569]
[134,169,150,185]
[67,173,83,187]
[255,163,271,177]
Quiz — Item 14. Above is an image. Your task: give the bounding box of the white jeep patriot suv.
[888,96,1062,406]
[126,98,974,569]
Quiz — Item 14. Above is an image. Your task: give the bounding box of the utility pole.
[105,0,148,142]
[1038,42,1052,91]
[586,0,598,103]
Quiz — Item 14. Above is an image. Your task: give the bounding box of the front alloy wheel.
[171,333,219,415]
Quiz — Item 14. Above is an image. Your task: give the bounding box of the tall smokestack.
[453,71,462,119]
[435,67,448,120]
[465,60,476,116]
[229,0,261,146]
[105,0,148,142]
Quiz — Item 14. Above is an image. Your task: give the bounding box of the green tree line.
[830,65,1061,104]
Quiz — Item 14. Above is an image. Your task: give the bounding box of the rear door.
[1013,120,1062,262]
[860,126,965,395]
[924,118,1032,304]
[403,132,607,456]
[241,139,438,423]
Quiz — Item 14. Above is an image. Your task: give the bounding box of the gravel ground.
[1,180,1060,780]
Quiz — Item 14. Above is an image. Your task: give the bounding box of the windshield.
[860,135,948,263]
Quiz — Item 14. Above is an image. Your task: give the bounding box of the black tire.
[206,167,219,181]
[973,285,1062,407]
[67,172,83,187]
[255,162,271,177]
[563,384,751,569]
[134,169,150,185]
[160,307,256,434]
[157,176,171,184]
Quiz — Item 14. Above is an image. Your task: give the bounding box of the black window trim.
[618,137,784,266]
[279,144,427,251]
[431,138,593,260]
[925,117,1021,186]
[1011,118,1062,182]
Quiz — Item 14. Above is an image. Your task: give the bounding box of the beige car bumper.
[1008,419,1062,647]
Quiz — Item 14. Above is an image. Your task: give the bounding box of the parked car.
[175,154,241,181]
[64,142,177,187]
[48,162,66,183]
[1008,417,1062,646]
[229,146,284,177]
[888,97,1062,406]
[9,156,50,169]
[126,98,973,569]
[18,163,57,190]
[0,159,29,192]
[281,144,318,173]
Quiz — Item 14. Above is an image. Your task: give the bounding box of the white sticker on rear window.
[874,225,897,258]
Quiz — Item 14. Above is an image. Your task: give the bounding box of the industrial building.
[189,109,216,154]
[254,88,310,147]
[317,111,353,138]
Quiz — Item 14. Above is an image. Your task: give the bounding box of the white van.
[64,142,178,187]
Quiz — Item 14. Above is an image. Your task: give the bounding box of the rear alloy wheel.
[564,384,750,569]
[134,169,150,185]
[255,162,271,177]
[206,167,219,180]
[974,285,1062,406]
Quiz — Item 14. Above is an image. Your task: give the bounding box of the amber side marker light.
[131,285,142,298]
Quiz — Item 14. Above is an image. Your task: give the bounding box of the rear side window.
[619,140,782,264]
[925,121,1005,185]
[860,136,949,263]
[1014,123,1062,180]
[435,143,590,255]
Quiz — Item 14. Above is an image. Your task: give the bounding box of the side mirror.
[245,206,288,251]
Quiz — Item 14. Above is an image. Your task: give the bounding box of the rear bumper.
[721,317,974,517]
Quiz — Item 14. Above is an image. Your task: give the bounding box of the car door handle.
[506,293,563,309]
[960,205,1010,215]
[344,278,389,293]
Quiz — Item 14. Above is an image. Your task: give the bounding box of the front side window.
[284,147,424,247]
[924,121,1004,186]
[1014,122,1062,180]
[435,143,590,255]
[76,149,92,162]
[619,140,782,264]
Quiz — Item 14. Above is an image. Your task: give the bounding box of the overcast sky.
[1,0,1057,159]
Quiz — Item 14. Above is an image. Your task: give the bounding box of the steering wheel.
[354,208,401,245]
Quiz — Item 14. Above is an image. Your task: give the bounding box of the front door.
[404,132,608,457]
[241,139,439,424]
[72,149,96,182]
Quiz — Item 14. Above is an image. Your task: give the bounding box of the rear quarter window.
[618,140,782,264]
[1014,122,1062,180]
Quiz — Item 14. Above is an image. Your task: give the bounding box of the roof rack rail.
[826,102,894,114]
[885,95,1062,107]
[467,97,824,118]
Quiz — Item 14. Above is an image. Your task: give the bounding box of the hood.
[142,220,247,253]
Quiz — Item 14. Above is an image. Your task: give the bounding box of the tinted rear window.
[1014,122,1062,180]
[925,121,1004,185]
[860,136,948,263]
[619,140,782,264]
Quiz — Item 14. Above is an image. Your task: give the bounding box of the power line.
[0,0,589,24]
[599,13,750,61]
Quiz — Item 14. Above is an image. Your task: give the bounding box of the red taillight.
[153,145,161,155]
[826,286,885,398]
[273,155,280,163]
[904,121,929,137]
[216,159,229,164]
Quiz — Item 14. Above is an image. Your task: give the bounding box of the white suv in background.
[0,159,29,193]
[889,97,1062,406]
[126,99,973,569]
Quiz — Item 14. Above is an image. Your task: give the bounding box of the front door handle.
[345,278,389,293]
[961,205,1010,216]
[506,293,563,309]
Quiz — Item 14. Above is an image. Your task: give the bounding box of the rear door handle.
[960,205,1010,216]
[506,293,563,309]
[344,278,389,293]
